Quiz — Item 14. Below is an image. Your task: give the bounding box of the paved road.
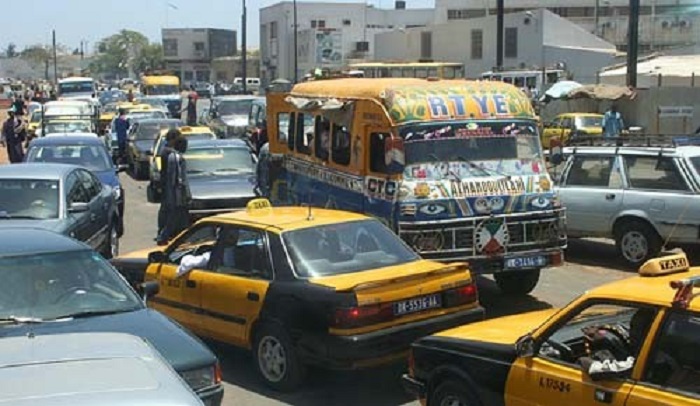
[118,169,633,406]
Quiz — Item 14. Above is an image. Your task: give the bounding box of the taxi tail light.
[214,362,223,384]
[331,303,394,329]
[443,282,478,307]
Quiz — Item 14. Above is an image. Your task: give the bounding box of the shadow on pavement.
[564,238,627,270]
[209,340,413,406]
[476,277,553,320]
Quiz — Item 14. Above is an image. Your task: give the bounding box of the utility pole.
[52,30,58,82]
[626,0,639,87]
[594,0,600,36]
[496,0,504,69]
[242,0,248,93]
[293,0,298,83]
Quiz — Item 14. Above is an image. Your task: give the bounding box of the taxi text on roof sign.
[247,198,272,211]
[638,252,689,277]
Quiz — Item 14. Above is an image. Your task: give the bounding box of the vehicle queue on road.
[2,75,700,405]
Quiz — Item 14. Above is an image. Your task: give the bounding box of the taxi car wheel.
[254,323,306,391]
[494,269,540,296]
[101,222,119,259]
[614,220,661,268]
[430,380,480,406]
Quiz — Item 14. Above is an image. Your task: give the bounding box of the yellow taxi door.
[197,226,272,348]
[147,262,202,333]
[506,357,633,406]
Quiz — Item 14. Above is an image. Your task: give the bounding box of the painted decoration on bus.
[383,83,535,124]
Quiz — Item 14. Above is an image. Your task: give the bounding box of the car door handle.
[186,280,197,288]
[594,388,613,403]
[605,193,616,200]
[247,292,260,302]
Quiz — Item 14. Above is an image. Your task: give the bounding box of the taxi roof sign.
[247,198,272,212]
[639,253,690,277]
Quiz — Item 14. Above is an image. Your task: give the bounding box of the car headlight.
[112,186,122,200]
[180,364,220,390]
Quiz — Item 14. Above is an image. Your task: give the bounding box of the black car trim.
[150,297,246,325]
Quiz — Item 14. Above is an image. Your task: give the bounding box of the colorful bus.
[265,78,566,295]
[348,62,465,79]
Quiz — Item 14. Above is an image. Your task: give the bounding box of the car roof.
[214,95,261,101]
[0,227,86,257]
[187,139,248,149]
[205,206,370,232]
[562,145,700,157]
[0,163,79,179]
[30,135,105,146]
[44,132,99,138]
[134,118,182,125]
[0,333,202,406]
[586,267,700,311]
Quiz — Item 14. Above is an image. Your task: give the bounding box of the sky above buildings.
[7,0,434,52]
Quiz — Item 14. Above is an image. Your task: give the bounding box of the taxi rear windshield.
[283,219,419,278]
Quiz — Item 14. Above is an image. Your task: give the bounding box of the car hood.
[434,308,558,345]
[0,309,216,371]
[188,173,256,200]
[221,115,248,127]
[94,170,120,189]
[0,219,68,233]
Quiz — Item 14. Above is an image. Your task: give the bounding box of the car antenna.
[306,194,314,221]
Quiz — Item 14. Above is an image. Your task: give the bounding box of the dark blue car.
[0,228,223,404]
[26,135,126,236]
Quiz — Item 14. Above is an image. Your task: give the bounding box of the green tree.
[20,45,52,79]
[5,43,17,58]
[90,30,150,77]
[135,43,164,73]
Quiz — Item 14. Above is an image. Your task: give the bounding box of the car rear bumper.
[196,384,224,406]
[297,306,484,370]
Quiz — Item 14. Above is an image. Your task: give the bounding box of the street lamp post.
[293,0,298,83]
[242,0,247,93]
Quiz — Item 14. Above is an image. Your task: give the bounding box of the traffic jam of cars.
[3,73,700,406]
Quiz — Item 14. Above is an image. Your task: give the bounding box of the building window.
[471,29,483,60]
[311,20,326,29]
[194,42,205,51]
[163,38,178,57]
[448,9,486,20]
[318,20,326,29]
[505,27,518,58]
[270,21,278,39]
[343,19,351,26]
[420,31,432,59]
[183,71,194,82]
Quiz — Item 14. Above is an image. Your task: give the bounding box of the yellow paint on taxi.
[115,247,154,260]
[436,308,559,344]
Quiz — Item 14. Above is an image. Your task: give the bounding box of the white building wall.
[260,1,434,83]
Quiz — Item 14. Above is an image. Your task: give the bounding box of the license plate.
[505,255,547,270]
[394,294,442,316]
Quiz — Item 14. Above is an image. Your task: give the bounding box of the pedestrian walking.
[157,135,191,245]
[256,141,270,197]
[12,95,25,117]
[156,129,181,240]
[2,109,26,163]
[602,105,625,139]
[114,108,129,164]
[182,94,197,126]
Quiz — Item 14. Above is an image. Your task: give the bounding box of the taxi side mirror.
[148,250,166,263]
[139,281,160,302]
[515,334,535,358]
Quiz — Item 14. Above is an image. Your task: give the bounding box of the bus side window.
[295,113,312,155]
[286,112,296,150]
[331,124,351,166]
[314,116,330,161]
[369,133,389,174]
[277,112,291,144]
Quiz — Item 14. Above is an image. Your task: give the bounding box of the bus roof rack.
[566,134,700,148]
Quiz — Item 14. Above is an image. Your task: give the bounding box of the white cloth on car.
[177,252,210,277]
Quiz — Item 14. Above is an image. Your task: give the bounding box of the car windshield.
[138,98,167,109]
[145,85,179,95]
[59,81,93,94]
[30,111,41,123]
[100,91,125,104]
[217,99,252,116]
[576,116,603,128]
[400,120,544,179]
[43,120,93,134]
[0,250,142,321]
[156,133,215,155]
[0,179,59,220]
[136,122,179,140]
[27,145,111,171]
[186,147,254,174]
[128,111,167,120]
[283,219,419,277]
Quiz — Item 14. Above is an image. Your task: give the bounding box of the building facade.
[259,1,434,83]
[435,0,700,51]
[211,56,261,83]
[162,28,237,84]
[375,9,618,84]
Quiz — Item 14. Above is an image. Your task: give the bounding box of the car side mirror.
[148,250,166,263]
[515,334,535,358]
[139,280,160,301]
[68,202,89,213]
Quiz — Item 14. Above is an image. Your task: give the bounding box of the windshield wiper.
[50,308,139,320]
[0,316,45,325]
[0,214,41,220]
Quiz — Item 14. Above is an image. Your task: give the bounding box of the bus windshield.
[400,121,544,179]
[59,81,93,95]
[145,85,179,95]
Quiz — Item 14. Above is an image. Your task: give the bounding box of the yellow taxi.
[541,113,604,149]
[113,199,483,390]
[27,109,42,137]
[99,102,120,134]
[146,126,217,202]
[403,252,700,406]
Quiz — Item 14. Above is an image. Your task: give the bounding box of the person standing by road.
[602,105,625,139]
[158,135,191,245]
[114,108,129,164]
[2,109,26,163]
[156,129,180,242]
[181,94,197,126]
